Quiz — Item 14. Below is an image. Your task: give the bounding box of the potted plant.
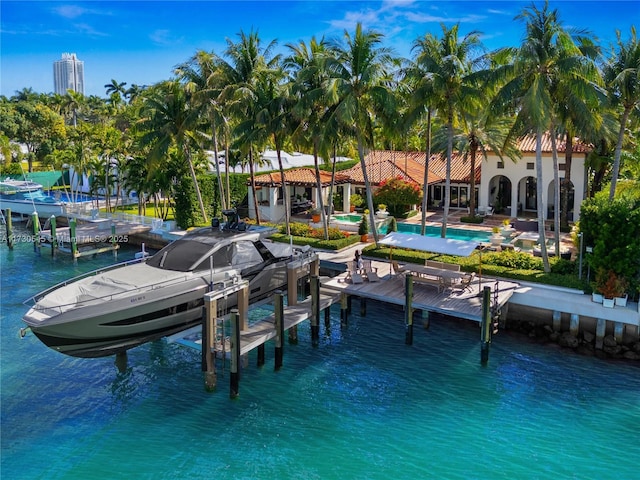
[350,193,363,213]
[310,208,321,223]
[358,212,369,242]
[376,203,389,218]
[490,226,504,246]
[597,270,625,308]
[501,218,515,237]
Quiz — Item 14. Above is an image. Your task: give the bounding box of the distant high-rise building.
[53,53,84,95]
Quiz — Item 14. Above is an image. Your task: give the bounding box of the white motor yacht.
[0,178,66,216]
[23,213,317,358]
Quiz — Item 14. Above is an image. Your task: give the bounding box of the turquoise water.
[2,231,639,479]
[396,223,491,242]
[332,214,363,223]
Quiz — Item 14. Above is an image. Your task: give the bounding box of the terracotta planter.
[350,205,356,212]
[360,234,368,242]
[312,214,321,223]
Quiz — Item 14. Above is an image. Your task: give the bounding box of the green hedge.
[271,233,361,250]
[362,245,585,290]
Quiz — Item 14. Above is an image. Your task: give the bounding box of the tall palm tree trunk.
[550,129,561,255]
[420,109,432,236]
[535,130,550,272]
[276,147,291,235]
[184,146,208,223]
[440,121,453,238]
[312,144,328,240]
[609,107,631,200]
[560,134,573,230]
[357,136,379,246]
[211,123,226,213]
[248,148,261,225]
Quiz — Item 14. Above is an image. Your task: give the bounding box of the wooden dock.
[321,269,519,322]
[169,288,342,356]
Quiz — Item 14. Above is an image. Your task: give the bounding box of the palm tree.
[492,1,583,271]
[410,23,483,238]
[326,22,397,245]
[451,105,520,220]
[138,80,208,223]
[175,51,228,213]
[219,29,280,224]
[254,64,294,234]
[286,36,336,239]
[104,79,127,109]
[603,26,640,200]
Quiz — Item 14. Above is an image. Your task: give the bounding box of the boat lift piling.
[49,215,57,257]
[274,291,284,370]
[201,278,250,393]
[31,212,40,253]
[4,209,14,249]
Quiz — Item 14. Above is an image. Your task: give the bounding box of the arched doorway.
[488,175,512,214]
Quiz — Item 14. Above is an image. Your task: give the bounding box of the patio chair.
[452,272,475,293]
[345,260,364,284]
[362,260,380,282]
[391,260,406,277]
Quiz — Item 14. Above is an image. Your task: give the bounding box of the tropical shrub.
[373,176,422,216]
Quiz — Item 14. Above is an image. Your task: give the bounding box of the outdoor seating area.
[345,260,380,283]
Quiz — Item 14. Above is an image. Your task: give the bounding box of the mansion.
[248,133,589,223]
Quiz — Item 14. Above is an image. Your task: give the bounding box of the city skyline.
[1,0,638,98]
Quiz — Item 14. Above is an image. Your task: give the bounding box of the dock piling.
[480,286,491,364]
[5,209,13,249]
[50,215,57,257]
[274,291,284,370]
[204,299,217,392]
[230,309,240,398]
[340,293,348,327]
[31,212,40,253]
[69,218,78,258]
[310,276,320,345]
[405,274,414,345]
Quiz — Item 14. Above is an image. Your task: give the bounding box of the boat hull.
[0,198,65,216]
[24,261,289,358]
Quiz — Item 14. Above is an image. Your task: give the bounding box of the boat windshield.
[146,239,216,272]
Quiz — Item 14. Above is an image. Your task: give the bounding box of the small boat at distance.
[23,211,317,358]
[0,178,66,216]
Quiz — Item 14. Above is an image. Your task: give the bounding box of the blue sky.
[1,0,638,98]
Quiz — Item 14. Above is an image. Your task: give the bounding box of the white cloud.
[150,29,182,46]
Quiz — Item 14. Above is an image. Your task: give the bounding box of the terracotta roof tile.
[517,133,591,153]
[343,151,444,186]
[251,168,350,186]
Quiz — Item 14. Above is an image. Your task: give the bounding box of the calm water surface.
[1,231,638,479]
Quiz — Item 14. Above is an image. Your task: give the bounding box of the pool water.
[332,213,363,223]
[395,223,491,242]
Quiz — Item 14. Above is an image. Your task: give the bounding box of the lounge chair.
[345,261,364,284]
[362,260,380,282]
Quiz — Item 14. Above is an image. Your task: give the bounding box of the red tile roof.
[517,133,591,154]
[342,151,444,186]
[251,168,350,186]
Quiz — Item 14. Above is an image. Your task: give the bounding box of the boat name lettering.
[130,295,145,303]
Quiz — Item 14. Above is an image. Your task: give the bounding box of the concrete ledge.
[509,284,639,326]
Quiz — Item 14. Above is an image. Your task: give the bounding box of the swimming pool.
[331,213,362,223]
[393,223,491,242]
